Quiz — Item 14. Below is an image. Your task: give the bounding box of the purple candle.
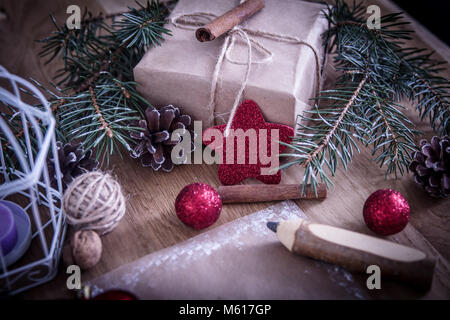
[0,203,18,256]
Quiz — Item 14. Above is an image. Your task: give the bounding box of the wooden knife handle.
[217,184,326,203]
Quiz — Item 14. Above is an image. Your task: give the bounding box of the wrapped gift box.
[134,0,328,128]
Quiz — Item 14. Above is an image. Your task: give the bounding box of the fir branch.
[35,0,171,165]
[51,80,141,165]
[89,86,114,138]
[411,72,450,134]
[39,12,113,68]
[113,0,171,49]
[280,0,449,195]
[374,90,399,161]
[303,74,368,168]
[76,41,128,93]
[114,79,131,99]
[365,88,418,176]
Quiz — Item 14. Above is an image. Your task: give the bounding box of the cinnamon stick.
[195,0,265,42]
[217,184,327,203]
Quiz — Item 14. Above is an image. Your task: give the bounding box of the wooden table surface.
[0,0,449,299]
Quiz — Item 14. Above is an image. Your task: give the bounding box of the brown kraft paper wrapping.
[134,0,328,129]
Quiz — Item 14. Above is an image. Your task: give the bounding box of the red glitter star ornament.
[203,100,294,185]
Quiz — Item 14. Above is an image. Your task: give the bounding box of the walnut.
[63,230,102,270]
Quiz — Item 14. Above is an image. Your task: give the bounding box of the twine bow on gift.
[171,9,322,137]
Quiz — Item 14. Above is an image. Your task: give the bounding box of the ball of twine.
[63,171,126,235]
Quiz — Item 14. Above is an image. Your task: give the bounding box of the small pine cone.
[409,136,449,198]
[49,142,99,190]
[129,105,194,172]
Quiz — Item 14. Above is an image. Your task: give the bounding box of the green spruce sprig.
[36,0,171,165]
[281,0,449,196]
[114,0,171,49]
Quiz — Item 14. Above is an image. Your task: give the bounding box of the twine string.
[63,172,126,235]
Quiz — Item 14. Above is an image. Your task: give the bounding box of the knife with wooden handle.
[267,219,435,290]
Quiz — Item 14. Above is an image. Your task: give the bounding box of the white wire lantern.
[0,65,66,295]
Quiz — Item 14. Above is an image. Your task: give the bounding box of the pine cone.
[409,136,449,198]
[49,142,99,190]
[129,105,194,172]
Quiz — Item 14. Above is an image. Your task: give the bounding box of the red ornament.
[92,290,137,300]
[203,100,294,185]
[363,189,410,235]
[175,183,222,229]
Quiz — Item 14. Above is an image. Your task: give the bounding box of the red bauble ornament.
[91,290,137,300]
[363,189,410,235]
[203,100,294,185]
[175,183,222,229]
